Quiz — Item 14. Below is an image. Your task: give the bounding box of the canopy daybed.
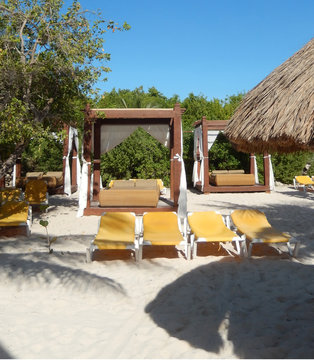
[11,124,80,195]
[192,117,274,194]
[79,103,186,216]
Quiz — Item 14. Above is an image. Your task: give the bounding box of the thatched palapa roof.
[225,38,314,153]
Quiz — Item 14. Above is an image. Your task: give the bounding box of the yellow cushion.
[295,176,314,185]
[94,212,135,250]
[25,179,47,204]
[188,211,238,242]
[0,201,29,226]
[0,188,22,203]
[112,180,135,189]
[231,209,290,243]
[143,212,183,245]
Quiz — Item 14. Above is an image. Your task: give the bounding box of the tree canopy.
[0,0,129,178]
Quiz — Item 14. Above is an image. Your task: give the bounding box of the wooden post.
[172,103,183,206]
[201,117,209,189]
[249,153,255,174]
[93,120,101,201]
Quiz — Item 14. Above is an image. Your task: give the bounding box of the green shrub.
[208,133,249,172]
[100,127,170,187]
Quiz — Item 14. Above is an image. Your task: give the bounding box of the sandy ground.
[1,184,314,359]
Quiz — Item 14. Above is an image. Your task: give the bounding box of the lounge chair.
[87,212,140,262]
[24,179,49,209]
[0,200,32,237]
[0,188,23,204]
[139,211,190,260]
[293,176,314,192]
[230,209,300,257]
[187,211,247,258]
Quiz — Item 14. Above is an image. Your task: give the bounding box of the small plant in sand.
[39,205,57,253]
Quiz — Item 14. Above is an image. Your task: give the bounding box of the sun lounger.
[230,209,300,257]
[0,200,32,237]
[293,176,314,192]
[140,211,190,260]
[87,212,140,262]
[24,179,49,209]
[187,211,247,258]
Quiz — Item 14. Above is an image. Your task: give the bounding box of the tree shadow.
[0,341,13,359]
[145,258,314,358]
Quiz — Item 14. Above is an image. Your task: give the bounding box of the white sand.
[1,185,314,359]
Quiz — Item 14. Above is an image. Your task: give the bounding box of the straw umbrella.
[225,38,314,153]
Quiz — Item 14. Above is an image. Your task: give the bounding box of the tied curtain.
[64,127,81,196]
[192,127,220,190]
[100,124,171,153]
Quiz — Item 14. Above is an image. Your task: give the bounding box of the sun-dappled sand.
[1,185,314,358]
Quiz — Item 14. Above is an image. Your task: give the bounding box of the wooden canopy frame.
[193,117,271,193]
[83,103,185,216]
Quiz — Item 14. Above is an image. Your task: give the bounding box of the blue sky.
[69,0,313,101]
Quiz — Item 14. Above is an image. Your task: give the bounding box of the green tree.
[0,0,130,178]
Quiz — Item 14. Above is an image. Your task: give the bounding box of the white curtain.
[64,127,81,196]
[268,155,275,191]
[207,130,220,150]
[77,152,90,217]
[250,155,259,184]
[192,127,205,189]
[263,154,275,191]
[12,163,16,187]
[176,124,187,220]
[100,124,170,154]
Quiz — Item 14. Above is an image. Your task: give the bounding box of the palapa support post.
[249,153,255,174]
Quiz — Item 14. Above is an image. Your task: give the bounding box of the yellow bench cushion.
[0,201,29,226]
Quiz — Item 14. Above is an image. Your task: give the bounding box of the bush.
[100,127,170,187]
[208,133,249,172]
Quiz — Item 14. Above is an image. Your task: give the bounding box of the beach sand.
[1,185,314,359]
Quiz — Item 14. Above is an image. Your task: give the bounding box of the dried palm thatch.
[225,38,314,153]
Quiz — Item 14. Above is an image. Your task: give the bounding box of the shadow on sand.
[145,258,314,358]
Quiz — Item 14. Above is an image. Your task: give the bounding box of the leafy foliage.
[209,133,249,172]
[256,152,313,184]
[100,128,170,187]
[0,0,129,177]
[21,135,64,174]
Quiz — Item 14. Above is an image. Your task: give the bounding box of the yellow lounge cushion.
[231,209,290,243]
[0,188,22,203]
[143,212,183,245]
[295,176,314,185]
[25,179,47,204]
[94,212,136,250]
[0,201,29,226]
[188,211,238,242]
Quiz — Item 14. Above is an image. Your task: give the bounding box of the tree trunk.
[0,143,26,180]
